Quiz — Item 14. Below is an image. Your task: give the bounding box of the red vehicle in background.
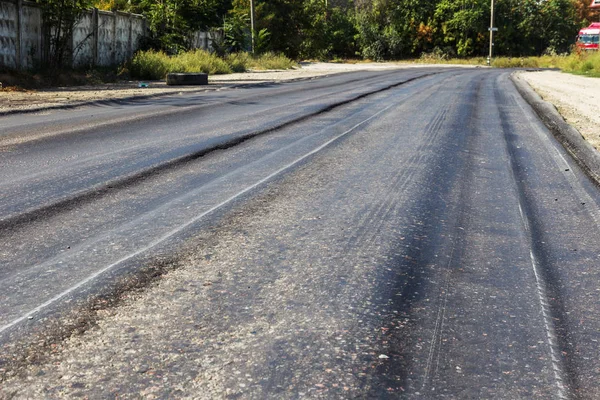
[577,23,600,50]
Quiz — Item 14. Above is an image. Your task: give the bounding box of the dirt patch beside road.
[519,70,600,152]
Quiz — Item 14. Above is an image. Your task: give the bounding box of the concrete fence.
[0,0,147,69]
[73,8,147,68]
[0,0,42,69]
[0,0,218,70]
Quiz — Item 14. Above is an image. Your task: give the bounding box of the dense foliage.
[86,0,592,60]
[353,0,581,59]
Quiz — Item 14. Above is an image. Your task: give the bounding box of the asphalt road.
[1,68,600,399]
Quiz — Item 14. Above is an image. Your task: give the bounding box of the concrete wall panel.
[20,3,42,68]
[131,16,144,55]
[0,1,215,70]
[0,0,17,68]
[114,13,128,63]
[72,11,93,67]
[190,31,207,50]
[97,12,114,66]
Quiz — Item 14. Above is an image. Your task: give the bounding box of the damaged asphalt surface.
[1,68,600,398]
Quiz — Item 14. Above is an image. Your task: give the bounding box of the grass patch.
[247,52,297,70]
[413,50,600,76]
[171,50,232,75]
[415,52,487,65]
[0,67,121,90]
[126,50,171,80]
[491,55,566,69]
[127,50,228,80]
[128,50,296,80]
[559,51,600,77]
[225,52,252,73]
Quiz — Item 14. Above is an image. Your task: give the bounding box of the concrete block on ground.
[166,73,209,86]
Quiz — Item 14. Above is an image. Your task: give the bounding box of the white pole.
[250,0,255,54]
[488,0,495,65]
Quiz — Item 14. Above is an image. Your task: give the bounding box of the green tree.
[96,0,585,60]
[93,0,133,11]
[258,0,306,58]
[494,0,577,56]
[130,0,230,52]
[231,0,356,59]
[300,0,358,59]
[355,0,437,59]
[37,0,92,68]
[326,5,359,58]
[433,0,488,56]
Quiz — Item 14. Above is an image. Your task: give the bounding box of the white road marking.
[527,248,569,400]
[422,237,456,389]
[502,89,570,399]
[0,101,397,335]
[515,92,600,232]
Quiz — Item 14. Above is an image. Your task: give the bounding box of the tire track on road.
[0,72,444,234]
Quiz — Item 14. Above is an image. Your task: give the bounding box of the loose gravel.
[519,70,600,151]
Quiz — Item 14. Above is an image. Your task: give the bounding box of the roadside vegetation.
[98,0,593,61]
[490,52,600,74]
[0,67,122,90]
[411,49,600,77]
[3,0,600,89]
[127,50,296,80]
[36,0,597,65]
[556,51,600,77]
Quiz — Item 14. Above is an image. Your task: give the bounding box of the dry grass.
[128,50,297,80]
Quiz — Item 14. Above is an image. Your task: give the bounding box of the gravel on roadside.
[518,70,600,152]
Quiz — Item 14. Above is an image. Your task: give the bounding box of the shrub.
[226,53,251,73]
[129,50,171,80]
[249,52,297,70]
[172,50,232,74]
[128,49,296,80]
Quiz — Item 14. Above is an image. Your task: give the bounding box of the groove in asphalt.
[0,71,451,336]
[0,69,423,144]
[496,77,600,397]
[1,69,600,398]
[0,69,444,227]
[0,92,399,334]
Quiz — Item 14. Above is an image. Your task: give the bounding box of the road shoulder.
[513,71,600,186]
[518,71,600,152]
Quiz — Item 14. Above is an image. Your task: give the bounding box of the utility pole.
[250,0,255,54]
[488,0,495,65]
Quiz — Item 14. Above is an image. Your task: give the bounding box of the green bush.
[581,60,595,72]
[226,52,251,73]
[249,52,297,70]
[128,49,296,80]
[486,53,600,77]
[129,50,171,80]
[491,57,537,68]
[559,52,600,76]
[171,50,232,74]
[129,49,232,80]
